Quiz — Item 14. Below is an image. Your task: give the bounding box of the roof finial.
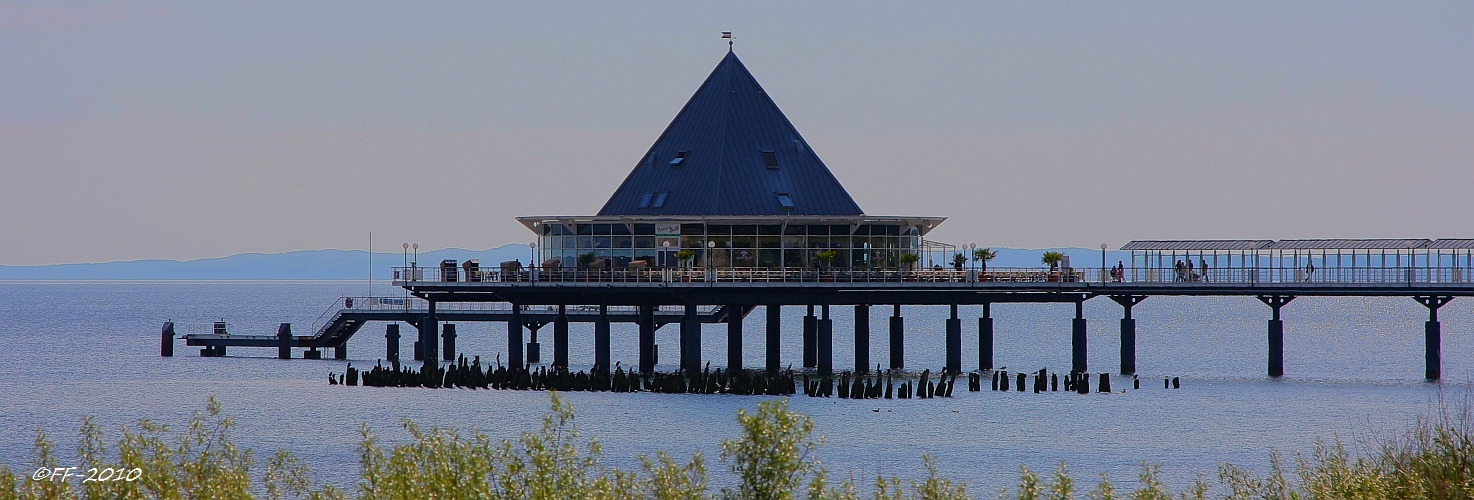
[721,31,733,50]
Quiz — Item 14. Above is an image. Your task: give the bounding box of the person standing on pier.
[1200,258,1209,282]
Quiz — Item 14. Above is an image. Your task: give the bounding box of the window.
[652,192,669,208]
[761,150,779,169]
[638,192,654,208]
[776,192,794,210]
[669,151,688,167]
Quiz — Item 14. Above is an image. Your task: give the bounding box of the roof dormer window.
[669,151,688,167]
[761,150,779,169]
[776,192,794,210]
[652,192,669,208]
[638,192,654,208]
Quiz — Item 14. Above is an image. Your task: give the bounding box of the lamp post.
[412,243,418,269]
[968,243,976,271]
[529,241,537,267]
[402,243,409,272]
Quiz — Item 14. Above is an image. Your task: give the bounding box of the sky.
[2,1,1471,266]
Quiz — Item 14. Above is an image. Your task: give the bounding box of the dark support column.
[441,323,456,361]
[978,303,993,371]
[1257,295,1296,378]
[508,306,524,368]
[890,305,904,370]
[526,326,541,364]
[595,305,611,371]
[638,304,655,374]
[946,304,961,373]
[1072,300,1087,373]
[334,344,346,360]
[554,305,569,368]
[385,323,400,361]
[766,305,781,374]
[818,305,833,375]
[161,322,175,357]
[423,300,438,365]
[681,303,700,373]
[854,304,870,372]
[803,305,817,368]
[727,304,744,372]
[1416,296,1453,380]
[1109,295,1148,375]
[277,323,291,359]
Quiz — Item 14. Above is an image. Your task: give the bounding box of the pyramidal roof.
[597,50,864,216]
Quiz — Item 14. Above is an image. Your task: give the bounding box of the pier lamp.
[412,243,418,269]
[529,241,537,267]
[708,240,716,269]
[1100,243,1108,273]
[968,243,976,271]
[402,243,409,270]
[662,241,671,267]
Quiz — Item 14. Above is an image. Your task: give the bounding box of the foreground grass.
[1,394,1470,499]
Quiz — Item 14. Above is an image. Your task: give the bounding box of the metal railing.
[392,265,1474,287]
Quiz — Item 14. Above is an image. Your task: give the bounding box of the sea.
[1,281,1469,495]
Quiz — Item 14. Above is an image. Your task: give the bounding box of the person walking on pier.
[1304,261,1316,282]
[1174,260,1186,282]
[1200,258,1209,282]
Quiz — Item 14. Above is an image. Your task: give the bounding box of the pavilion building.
[517,49,946,270]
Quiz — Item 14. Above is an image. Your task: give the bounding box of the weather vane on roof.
[721,31,733,49]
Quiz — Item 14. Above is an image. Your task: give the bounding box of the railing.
[306,296,718,337]
[392,266,1474,287]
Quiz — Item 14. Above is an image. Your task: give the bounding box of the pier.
[165,50,1472,383]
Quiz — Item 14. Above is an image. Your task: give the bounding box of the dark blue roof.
[598,50,864,216]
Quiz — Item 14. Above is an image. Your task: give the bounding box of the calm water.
[1,282,1469,493]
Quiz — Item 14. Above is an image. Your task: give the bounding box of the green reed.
[1,393,1470,499]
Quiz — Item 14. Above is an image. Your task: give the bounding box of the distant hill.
[0,245,1135,280]
[0,245,530,280]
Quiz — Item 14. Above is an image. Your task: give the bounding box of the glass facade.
[534,221,922,269]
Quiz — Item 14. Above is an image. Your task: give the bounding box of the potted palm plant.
[951,252,966,271]
[973,247,997,281]
[673,249,695,282]
[1042,251,1065,282]
[900,253,920,282]
[815,250,838,281]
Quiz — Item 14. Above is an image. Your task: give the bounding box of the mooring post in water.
[508,305,525,368]
[818,305,834,376]
[978,303,993,371]
[854,304,870,373]
[681,303,700,373]
[1072,298,1088,373]
[803,305,817,368]
[945,304,962,373]
[1257,295,1295,377]
[890,304,905,370]
[1109,295,1147,375]
[276,323,291,359]
[766,304,781,374]
[595,305,611,372]
[385,323,400,361]
[727,303,743,372]
[638,304,655,374]
[553,305,569,368]
[441,323,457,362]
[1415,296,1453,380]
[160,321,175,357]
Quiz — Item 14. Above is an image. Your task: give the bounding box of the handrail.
[390,265,1474,286]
